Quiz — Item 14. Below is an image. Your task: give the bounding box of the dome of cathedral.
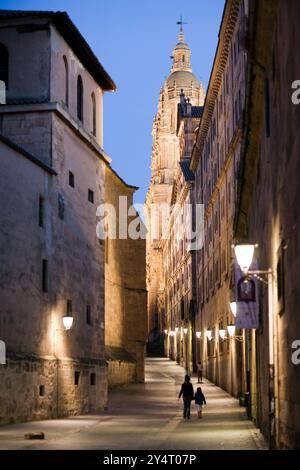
[174,41,190,51]
[167,70,199,88]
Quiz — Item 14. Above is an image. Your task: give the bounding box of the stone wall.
[0,11,116,425]
[105,167,147,386]
[0,18,51,102]
[234,0,300,449]
[107,361,136,389]
[0,109,108,423]
[248,0,300,448]
[0,356,107,424]
[57,359,107,416]
[0,355,57,424]
[0,111,52,166]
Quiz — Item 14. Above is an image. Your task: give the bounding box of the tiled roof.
[191,106,203,118]
[180,159,195,182]
[178,103,203,119]
[0,10,53,17]
[0,9,116,91]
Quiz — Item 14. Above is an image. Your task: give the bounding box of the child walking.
[194,387,206,419]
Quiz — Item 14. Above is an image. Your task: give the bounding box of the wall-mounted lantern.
[206,329,212,341]
[229,301,237,317]
[219,329,226,340]
[62,315,73,330]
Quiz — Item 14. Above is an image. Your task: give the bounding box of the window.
[105,237,109,264]
[91,92,96,136]
[39,196,44,227]
[277,242,285,315]
[234,41,237,64]
[42,259,48,292]
[239,89,242,115]
[222,250,226,273]
[39,385,45,397]
[86,305,92,325]
[265,78,270,138]
[0,43,8,88]
[77,75,83,121]
[69,171,75,188]
[219,323,224,353]
[58,193,65,220]
[180,299,184,321]
[63,55,69,106]
[88,189,94,204]
[228,182,231,205]
[226,70,229,94]
[90,373,96,386]
[67,299,72,315]
[74,371,80,386]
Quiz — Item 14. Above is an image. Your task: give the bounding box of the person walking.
[178,374,194,419]
[197,361,203,383]
[194,386,206,419]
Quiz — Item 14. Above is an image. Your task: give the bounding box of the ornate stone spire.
[171,17,192,73]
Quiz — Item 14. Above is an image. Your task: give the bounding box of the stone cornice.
[0,102,112,165]
[190,0,240,173]
[0,132,57,175]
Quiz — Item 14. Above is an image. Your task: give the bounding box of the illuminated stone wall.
[0,12,110,423]
[104,167,147,386]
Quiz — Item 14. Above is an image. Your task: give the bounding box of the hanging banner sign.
[234,262,259,329]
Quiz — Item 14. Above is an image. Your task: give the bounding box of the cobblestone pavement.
[0,357,268,450]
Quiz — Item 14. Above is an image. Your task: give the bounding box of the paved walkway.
[0,357,267,450]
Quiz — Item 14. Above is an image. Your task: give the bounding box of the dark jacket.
[178,382,194,399]
[194,391,206,405]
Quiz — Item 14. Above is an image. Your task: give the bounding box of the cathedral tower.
[145,23,205,350]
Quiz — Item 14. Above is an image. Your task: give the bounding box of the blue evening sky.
[1,0,225,203]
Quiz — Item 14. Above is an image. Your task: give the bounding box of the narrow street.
[0,358,267,450]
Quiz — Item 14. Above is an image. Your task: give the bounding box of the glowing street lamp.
[219,329,226,340]
[183,328,188,334]
[206,329,212,341]
[62,315,73,330]
[196,331,201,339]
[234,243,255,273]
[227,323,236,338]
[164,329,168,335]
[175,327,179,333]
[229,301,237,317]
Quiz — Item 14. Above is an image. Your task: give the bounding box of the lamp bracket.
[234,336,244,342]
[247,269,273,285]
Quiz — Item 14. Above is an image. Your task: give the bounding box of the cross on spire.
[176,15,187,32]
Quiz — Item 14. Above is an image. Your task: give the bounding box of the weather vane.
[176,15,187,32]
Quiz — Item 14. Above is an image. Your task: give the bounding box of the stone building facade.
[234,0,300,450]
[104,167,147,387]
[161,92,202,371]
[145,26,205,354]
[190,0,247,398]
[0,10,145,424]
